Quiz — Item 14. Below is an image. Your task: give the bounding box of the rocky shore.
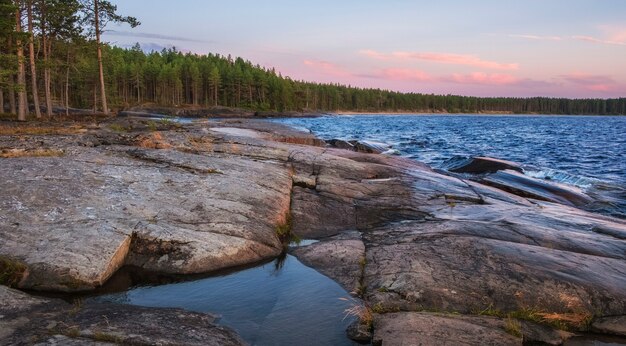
[1,116,625,345]
[119,105,324,119]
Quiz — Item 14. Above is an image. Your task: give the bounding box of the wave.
[523,168,599,190]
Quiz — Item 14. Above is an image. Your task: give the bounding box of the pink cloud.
[588,85,611,92]
[446,73,518,85]
[572,35,626,46]
[303,59,353,78]
[559,73,623,93]
[561,73,615,86]
[570,25,626,46]
[438,73,554,90]
[360,50,519,70]
[359,49,391,61]
[509,34,562,41]
[380,68,432,81]
[600,25,626,44]
[507,28,626,46]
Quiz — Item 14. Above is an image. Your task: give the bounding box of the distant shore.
[333,110,514,115]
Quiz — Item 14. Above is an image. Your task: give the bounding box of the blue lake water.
[274,114,626,218]
[94,255,358,346]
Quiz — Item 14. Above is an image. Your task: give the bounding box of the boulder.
[592,316,626,336]
[351,140,393,154]
[372,312,521,346]
[327,138,355,150]
[446,156,523,174]
[346,320,372,343]
[0,285,245,345]
[481,169,593,207]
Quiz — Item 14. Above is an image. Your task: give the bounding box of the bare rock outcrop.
[2,116,625,345]
[0,286,244,345]
[0,121,292,292]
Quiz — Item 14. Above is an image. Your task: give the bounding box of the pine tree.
[26,0,41,118]
[15,1,27,121]
[80,0,138,114]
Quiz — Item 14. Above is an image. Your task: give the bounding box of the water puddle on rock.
[91,254,360,346]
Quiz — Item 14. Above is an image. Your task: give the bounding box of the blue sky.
[103,0,626,98]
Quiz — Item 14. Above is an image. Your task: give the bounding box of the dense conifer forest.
[1,0,625,119]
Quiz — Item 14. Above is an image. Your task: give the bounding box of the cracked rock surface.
[1,116,626,345]
[0,285,244,345]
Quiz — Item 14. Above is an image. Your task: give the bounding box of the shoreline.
[1,116,625,344]
[331,111,625,116]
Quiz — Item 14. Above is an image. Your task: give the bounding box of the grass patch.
[356,282,367,296]
[0,125,84,135]
[146,121,158,132]
[0,148,64,158]
[69,298,84,316]
[135,132,173,149]
[108,124,129,133]
[535,311,593,331]
[61,326,80,338]
[93,331,122,343]
[159,118,181,128]
[341,297,374,331]
[0,256,27,287]
[371,302,385,314]
[504,316,522,338]
[0,113,37,121]
[475,305,593,331]
[275,212,296,244]
[359,256,367,270]
[61,277,87,291]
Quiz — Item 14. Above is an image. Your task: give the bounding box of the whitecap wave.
[524,168,599,189]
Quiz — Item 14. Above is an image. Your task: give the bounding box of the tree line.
[0,0,136,120]
[1,0,625,119]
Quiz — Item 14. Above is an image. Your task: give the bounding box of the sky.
[103,0,626,98]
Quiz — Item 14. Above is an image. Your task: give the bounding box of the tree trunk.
[41,2,53,117]
[136,73,140,103]
[65,64,69,116]
[16,5,28,121]
[0,88,4,113]
[44,40,53,116]
[214,84,217,106]
[93,83,97,113]
[6,31,16,115]
[8,76,16,115]
[27,0,42,118]
[94,0,108,114]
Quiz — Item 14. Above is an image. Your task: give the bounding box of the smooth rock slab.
[372,312,521,346]
[291,232,365,293]
[0,145,292,291]
[592,316,626,336]
[0,286,245,345]
[481,169,593,207]
[446,156,523,174]
[363,217,626,316]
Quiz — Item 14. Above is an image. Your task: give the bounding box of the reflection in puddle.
[93,255,359,346]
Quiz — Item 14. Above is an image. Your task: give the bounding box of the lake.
[275,114,626,218]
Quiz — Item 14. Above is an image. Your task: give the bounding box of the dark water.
[275,114,626,218]
[94,254,358,346]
